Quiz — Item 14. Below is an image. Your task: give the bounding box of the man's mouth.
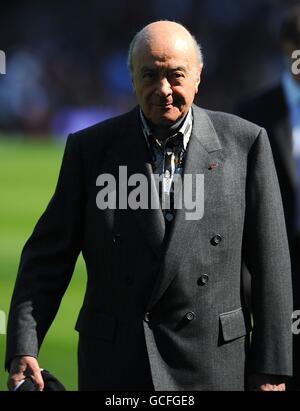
[155,102,174,109]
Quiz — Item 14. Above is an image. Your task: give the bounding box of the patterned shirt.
[140,108,193,223]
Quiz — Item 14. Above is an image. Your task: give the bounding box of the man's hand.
[7,356,44,391]
[259,383,286,391]
[248,373,287,391]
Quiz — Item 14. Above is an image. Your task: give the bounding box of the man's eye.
[143,72,155,79]
[173,72,184,79]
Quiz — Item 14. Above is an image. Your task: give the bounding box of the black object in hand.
[15,370,66,391]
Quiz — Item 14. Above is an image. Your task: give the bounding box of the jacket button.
[113,234,121,244]
[211,234,222,246]
[185,311,195,321]
[144,312,150,323]
[198,274,209,286]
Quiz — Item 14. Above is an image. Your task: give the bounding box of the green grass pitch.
[0,137,86,391]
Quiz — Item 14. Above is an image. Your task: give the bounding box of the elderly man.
[6,21,292,391]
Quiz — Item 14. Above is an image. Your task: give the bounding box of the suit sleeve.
[243,127,293,376]
[5,133,84,369]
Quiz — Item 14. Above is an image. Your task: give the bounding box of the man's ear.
[195,64,203,94]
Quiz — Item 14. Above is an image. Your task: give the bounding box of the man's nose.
[156,77,172,97]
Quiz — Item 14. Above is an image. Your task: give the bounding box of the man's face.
[132,34,202,126]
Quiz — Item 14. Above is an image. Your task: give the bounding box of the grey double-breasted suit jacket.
[6,104,293,390]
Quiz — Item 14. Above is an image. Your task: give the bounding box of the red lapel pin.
[208,163,218,170]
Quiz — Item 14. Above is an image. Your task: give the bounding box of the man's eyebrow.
[170,66,187,72]
[140,66,157,73]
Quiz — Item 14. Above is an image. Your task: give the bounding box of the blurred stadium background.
[0,0,298,390]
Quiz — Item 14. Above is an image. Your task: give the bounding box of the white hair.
[127,21,204,78]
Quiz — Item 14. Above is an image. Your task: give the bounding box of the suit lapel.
[146,105,225,310]
[116,107,165,257]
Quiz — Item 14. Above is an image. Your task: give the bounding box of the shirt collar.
[139,107,193,151]
[282,70,300,111]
